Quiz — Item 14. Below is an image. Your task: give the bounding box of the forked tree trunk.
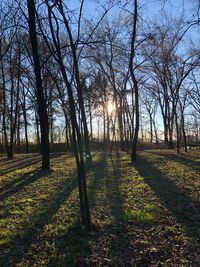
[58,4,92,164]
[43,0,91,229]
[59,63,91,229]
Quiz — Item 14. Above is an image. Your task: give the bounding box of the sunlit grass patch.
[0,228,14,246]
[0,236,11,246]
[123,204,160,223]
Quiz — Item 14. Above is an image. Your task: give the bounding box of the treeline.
[0,0,200,228]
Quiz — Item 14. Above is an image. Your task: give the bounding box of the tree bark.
[27,0,50,170]
[130,0,139,163]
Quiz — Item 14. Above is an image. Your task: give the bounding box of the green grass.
[123,204,160,223]
[0,150,200,266]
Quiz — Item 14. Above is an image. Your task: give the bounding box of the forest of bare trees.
[0,0,200,230]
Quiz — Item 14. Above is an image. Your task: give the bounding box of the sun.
[107,100,115,115]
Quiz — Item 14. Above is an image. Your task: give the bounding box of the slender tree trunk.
[168,116,174,149]
[129,0,139,163]
[58,5,92,164]
[181,110,187,152]
[16,112,20,147]
[64,111,70,149]
[106,109,110,142]
[163,117,168,144]
[24,113,29,153]
[131,73,139,163]
[149,113,153,143]
[88,95,93,141]
[153,117,159,144]
[0,44,9,158]
[175,111,180,153]
[97,120,100,141]
[43,1,91,228]
[22,96,29,153]
[118,98,124,151]
[35,111,40,145]
[103,106,106,142]
[60,64,91,229]
[9,75,14,158]
[50,103,54,148]
[1,68,9,157]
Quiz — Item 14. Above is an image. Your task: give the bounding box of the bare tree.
[129,0,140,162]
[27,0,50,170]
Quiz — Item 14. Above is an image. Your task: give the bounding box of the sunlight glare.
[107,100,115,115]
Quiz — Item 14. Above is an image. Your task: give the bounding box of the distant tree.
[141,92,158,143]
[142,17,199,150]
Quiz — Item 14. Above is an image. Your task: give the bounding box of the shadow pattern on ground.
[135,154,200,242]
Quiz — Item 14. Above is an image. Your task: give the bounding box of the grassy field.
[0,149,200,266]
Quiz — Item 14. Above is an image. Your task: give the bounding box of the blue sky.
[67,0,199,45]
[67,0,196,20]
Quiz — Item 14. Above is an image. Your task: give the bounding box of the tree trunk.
[43,1,91,228]
[60,63,91,229]
[58,6,92,164]
[150,113,153,143]
[181,110,187,152]
[22,100,29,153]
[88,94,93,141]
[153,117,159,144]
[175,111,180,153]
[129,0,139,163]
[0,47,9,158]
[131,80,139,163]
[27,0,50,170]
[103,106,106,142]
[118,98,124,151]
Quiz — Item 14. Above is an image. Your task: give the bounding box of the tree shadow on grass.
[149,151,200,173]
[0,153,39,164]
[135,155,200,241]
[109,153,124,221]
[0,169,46,201]
[52,152,135,266]
[0,154,40,177]
[0,169,39,194]
[74,153,136,265]
[86,152,124,222]
[0,154,65,199]
[1,169,78,267]
[53,153,109,265]
[87,153,108,208]
[86,153,160,266]
[3,152,189,267]
[107,154,138,264]
[53,153,200,266]
[0,153,62,176]
[0,158,41,177]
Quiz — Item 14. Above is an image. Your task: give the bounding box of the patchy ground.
[0,150,200,266]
